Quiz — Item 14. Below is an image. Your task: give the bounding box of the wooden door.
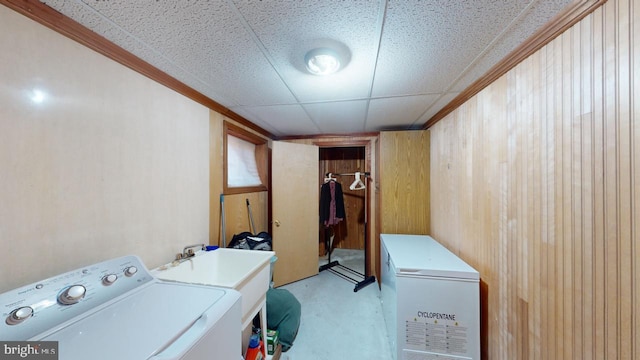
[272,141,319,286]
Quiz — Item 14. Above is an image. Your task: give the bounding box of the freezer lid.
[381,234,479,280]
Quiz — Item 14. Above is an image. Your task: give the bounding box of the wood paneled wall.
[380,130,430,235]
[429,0,639,358]
[222,192,269,240]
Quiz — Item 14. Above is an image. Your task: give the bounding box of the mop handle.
[246,198,256,234]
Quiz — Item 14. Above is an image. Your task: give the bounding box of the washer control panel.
[0,255,154,341]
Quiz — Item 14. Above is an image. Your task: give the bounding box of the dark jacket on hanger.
[319,181,345,227]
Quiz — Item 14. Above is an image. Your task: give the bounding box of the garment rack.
[320,171,376,292]
[324,172,369,176]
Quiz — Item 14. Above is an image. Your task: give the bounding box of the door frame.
[311,139,375,279]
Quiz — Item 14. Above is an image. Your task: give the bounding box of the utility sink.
[153,248,275,328]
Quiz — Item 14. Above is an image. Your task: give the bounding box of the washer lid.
[40,281,235,360]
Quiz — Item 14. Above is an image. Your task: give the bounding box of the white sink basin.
[153,248,275,327]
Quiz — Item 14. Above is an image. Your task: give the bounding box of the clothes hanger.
[349,172,366,190]
[324,172,336,183]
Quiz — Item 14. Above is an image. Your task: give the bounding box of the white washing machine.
[0,255,241,360]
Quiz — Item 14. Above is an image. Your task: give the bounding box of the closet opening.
[318,146,375,292]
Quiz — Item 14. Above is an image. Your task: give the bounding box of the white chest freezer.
[380,234,480,360]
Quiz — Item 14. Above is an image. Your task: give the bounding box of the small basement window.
[224,122,268,194]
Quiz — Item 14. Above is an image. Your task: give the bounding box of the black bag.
[228,231,272,251]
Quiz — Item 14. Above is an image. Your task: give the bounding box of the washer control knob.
[58,285,86,305]
[102,274,118,286]
[124,266,138,277]
[5,306,33,325]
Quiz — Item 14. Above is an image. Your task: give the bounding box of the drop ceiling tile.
[450,0,573,92]
[303,100,368,134]
[233,0,383,102]
[233,105,320,137]
[372,0,532,97]
[366,94,441,131]
[229,107,282,136]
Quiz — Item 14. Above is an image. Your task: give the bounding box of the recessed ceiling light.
[305,48,341,76]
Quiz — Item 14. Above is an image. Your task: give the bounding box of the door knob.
[274,220,281,227]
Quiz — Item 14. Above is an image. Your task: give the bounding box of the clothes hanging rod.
[325,172,370,176]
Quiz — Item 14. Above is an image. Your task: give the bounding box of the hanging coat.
[319,181,345,227]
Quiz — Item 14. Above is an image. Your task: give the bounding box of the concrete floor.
[278,249,392,360]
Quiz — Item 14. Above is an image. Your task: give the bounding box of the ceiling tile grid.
[366,94,442,130]
[303,100,369,134]
[90,0,299,107]
[37,0,575,136]
[230,107,284,136]
[232,104,320,137]
[371,0,533,97]
[233,0,384,104]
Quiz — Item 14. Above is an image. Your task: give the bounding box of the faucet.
[179,243,206,259]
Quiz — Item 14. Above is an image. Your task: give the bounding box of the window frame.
[223,122,269,194]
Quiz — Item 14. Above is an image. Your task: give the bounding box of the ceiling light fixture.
[305,48,341,76]
[29,89,47,104]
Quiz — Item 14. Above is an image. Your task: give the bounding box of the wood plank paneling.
[429,0,638,358]
[380,130,430,235]
[223,192,268,240]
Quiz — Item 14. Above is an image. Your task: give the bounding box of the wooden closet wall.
[429,0,639,358]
